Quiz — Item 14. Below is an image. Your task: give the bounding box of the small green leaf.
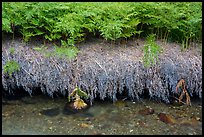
[3,60,20,76]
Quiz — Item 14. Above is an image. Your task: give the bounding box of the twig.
[51,58,64,71]
[21,67,34,78]
[94,59,108,76]
[171,96,186,105]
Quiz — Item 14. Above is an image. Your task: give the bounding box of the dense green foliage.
[143,34,162,67]
[3,60,20,76]
[2,2,202,46]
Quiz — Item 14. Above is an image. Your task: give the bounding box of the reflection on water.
[2,95,202,135]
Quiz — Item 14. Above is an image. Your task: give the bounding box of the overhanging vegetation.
[2,2,202,47]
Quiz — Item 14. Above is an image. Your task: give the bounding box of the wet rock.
[40,107,60,117]
[63,102,89,115]
[63,102,79,115]
[158,113,177,124]
[138,107,154,115]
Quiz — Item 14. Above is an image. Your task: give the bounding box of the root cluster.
[2,39,202,104]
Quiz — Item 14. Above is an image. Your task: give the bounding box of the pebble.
[158,113,177,124]
[138,108,154,115]
[2,113,9,117]
[136,120,148,127]
[79,123,92,128]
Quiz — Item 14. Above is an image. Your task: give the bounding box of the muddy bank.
[2,37,202,104]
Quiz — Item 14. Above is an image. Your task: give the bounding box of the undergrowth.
[2,2,202,48]
[143,34,162,68]
[3,60,20,76]
[53,46,79,60]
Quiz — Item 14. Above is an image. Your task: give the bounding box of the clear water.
[2,95,202,135]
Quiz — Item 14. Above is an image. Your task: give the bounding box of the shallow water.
[2,95,202,135]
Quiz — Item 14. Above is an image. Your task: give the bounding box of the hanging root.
[2,39,202,104]
[176,79,192,106]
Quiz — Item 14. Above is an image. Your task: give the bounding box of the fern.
[2,2,202,46]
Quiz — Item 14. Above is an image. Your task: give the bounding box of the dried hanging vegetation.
[2,39,202,104]
[176,79,191,106]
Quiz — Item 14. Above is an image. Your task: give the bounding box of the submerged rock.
[180,117,201,127]
[158,113,177,124]
[40,107,60,117]
[78,123,93,128]
[113,100,128,107]
[138,107,154,115]
[171,100,183,106]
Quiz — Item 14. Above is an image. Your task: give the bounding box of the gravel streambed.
[2,95,202,135]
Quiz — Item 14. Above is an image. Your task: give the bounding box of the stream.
[2,94,202,135]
